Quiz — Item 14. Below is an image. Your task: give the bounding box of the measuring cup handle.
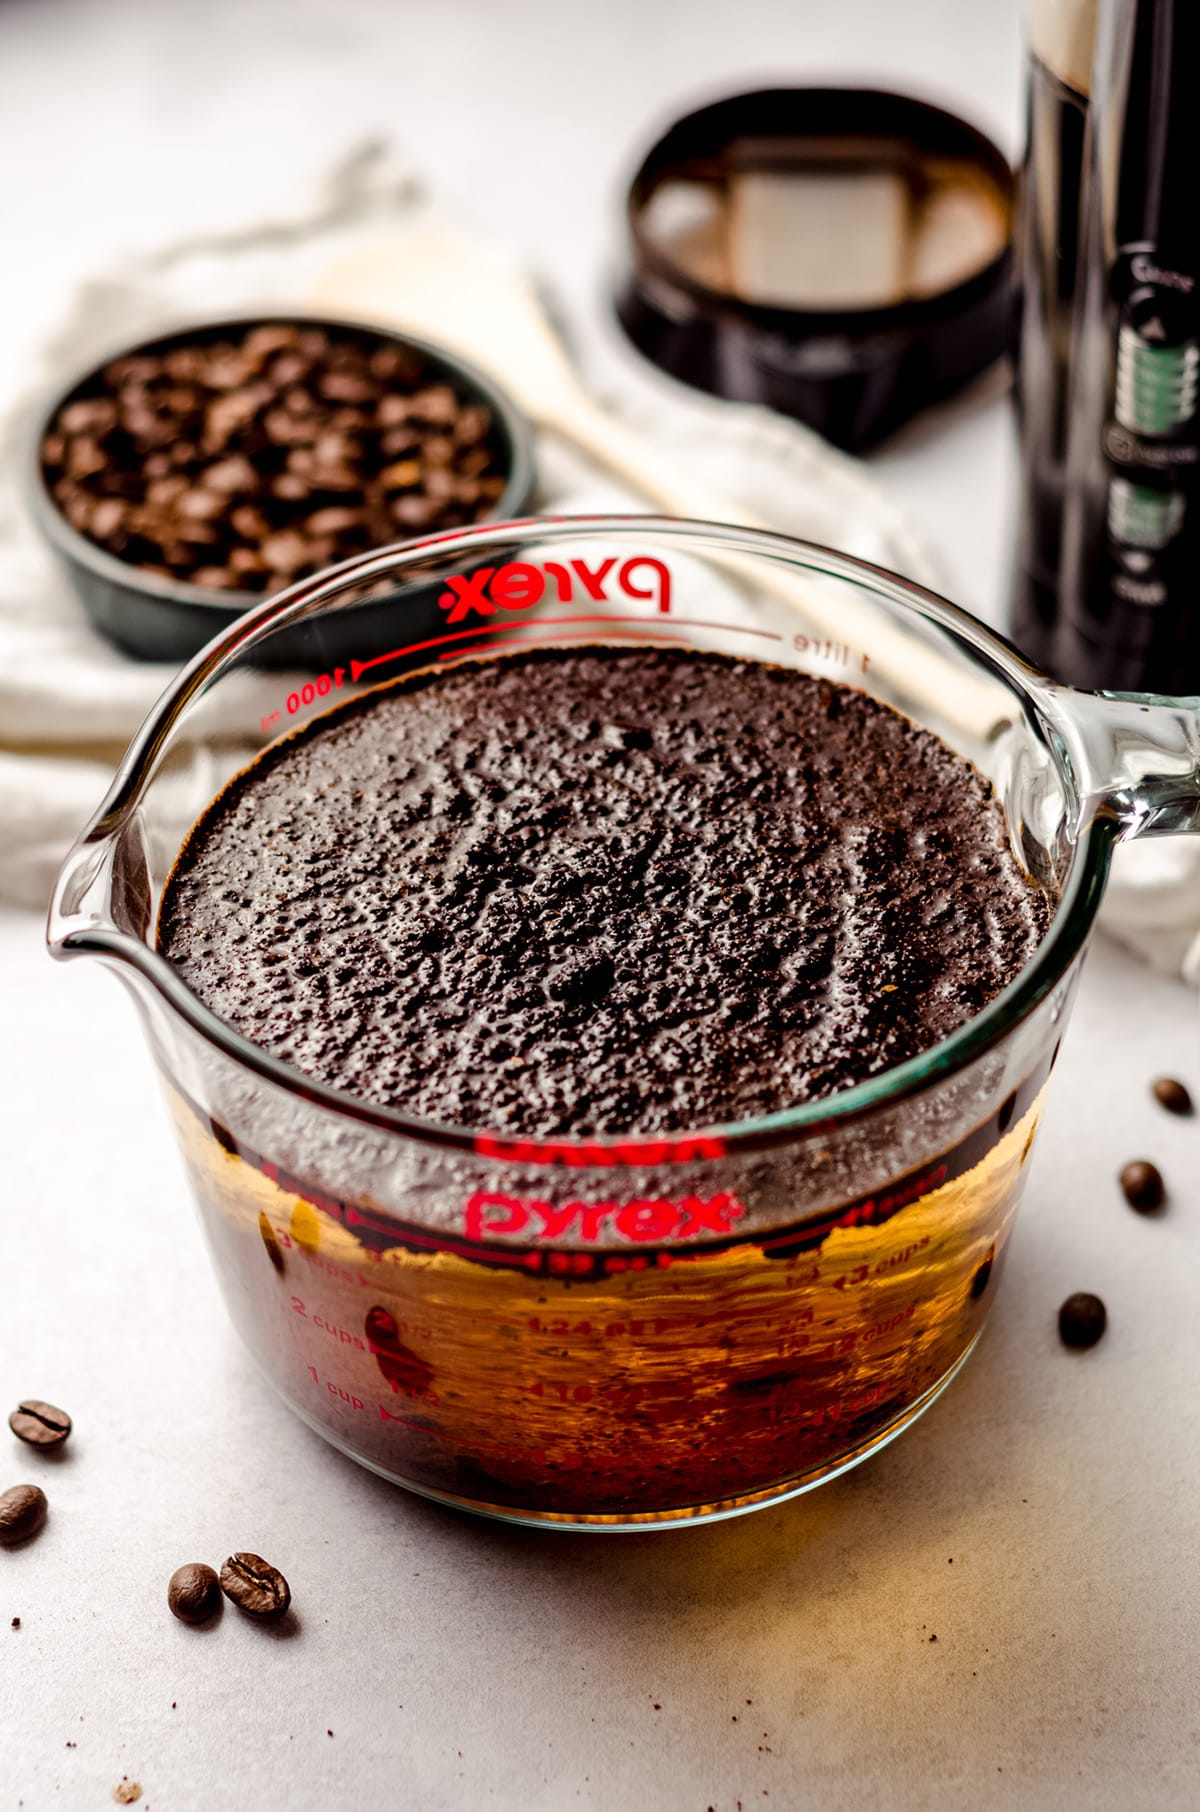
[1044,686,1200,839]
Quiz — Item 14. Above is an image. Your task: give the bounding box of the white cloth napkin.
[0,140,944,909]
[2,138,1198,985]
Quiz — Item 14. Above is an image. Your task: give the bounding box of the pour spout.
[1044,686,1200,841]
[47,813,151,961]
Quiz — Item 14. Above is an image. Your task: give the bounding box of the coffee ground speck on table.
[157,648,1051,1137]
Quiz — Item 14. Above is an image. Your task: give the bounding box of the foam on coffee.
[157,647,1050,1136]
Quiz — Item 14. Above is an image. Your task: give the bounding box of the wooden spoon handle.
[543,392,1012,741]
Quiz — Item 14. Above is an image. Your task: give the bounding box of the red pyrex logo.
[464,1189,746,1245]
[439,556,672,624]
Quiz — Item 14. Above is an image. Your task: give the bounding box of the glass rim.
[52,515,1114,1166]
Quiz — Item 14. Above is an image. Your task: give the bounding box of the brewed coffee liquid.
[159,648,1048,1135]
[157,648,1054,1520]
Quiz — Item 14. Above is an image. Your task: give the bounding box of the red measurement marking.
[305,1366,365,1411]
[349,613,781,681]
[463,1189,744,1244]
[473,1132,728,1169]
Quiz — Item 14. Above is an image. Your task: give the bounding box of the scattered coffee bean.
[0,1484,48,1544]
[8,1400,71,1449]
[1058,1292,1107,1349]
[1152,1077,1193,1116]
[168,1562,222,1625]
[1119,1159,1165,1213]
[42,321,511,594]
[219,1552,291,1620]
[11,1616,20,1628]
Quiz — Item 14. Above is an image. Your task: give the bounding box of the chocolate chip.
[8,1401,71,1449]
[1058,1292,1107,1349]
[1152,1077,1193,1116]
[219,1552,291,1619]
[1120,1160,1165,1213]
[168,1562,222,1624]
[0,1485,48,1544]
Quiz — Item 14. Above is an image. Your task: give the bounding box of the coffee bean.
[381,459,422,491]
[147,475,188,506]
[229,547,268,578]
[305,507,361,537]
[317,371,376,405]
[0,1485,48,1544]
[168,1562,222,1625]
[43,321,511,593]
[1120,1159,1165,1213]
[380,426,422,458]
[9,1401,71,1449]
[411,384,457,424]
[60,398,117,437]
[454,405,491,445]
[271,474,311,503]
[423,468,456,502]
[219,1552,291,1620]
[391,495,438,528]
[90,498,127,540]
[261,530,310,573]
[176,488,225,522]
[1058,1292,1107,1349]
[66,438,107,479]
[269,352,311,388]
[231,504,270,540]
[245,324,301,364]
[1152,1077,1193,1116]
[204,455,257,494]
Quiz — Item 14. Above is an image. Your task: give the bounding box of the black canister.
[1015,0,1200,693]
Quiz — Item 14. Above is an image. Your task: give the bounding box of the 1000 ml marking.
[253,549,801,737]
[261,668,348,735]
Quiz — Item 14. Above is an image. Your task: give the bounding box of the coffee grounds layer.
[158,648,1050,1136]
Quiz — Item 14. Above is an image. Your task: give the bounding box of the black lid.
[615,87,1016,453]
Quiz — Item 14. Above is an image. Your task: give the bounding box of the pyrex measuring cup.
[48,518,1200,1529]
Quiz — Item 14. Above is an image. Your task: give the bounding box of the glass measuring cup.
[47,518,1200,1529]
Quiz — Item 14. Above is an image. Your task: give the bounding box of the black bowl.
[26,311,538,666]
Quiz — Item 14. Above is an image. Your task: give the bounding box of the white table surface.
[2,3,1199,1809]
